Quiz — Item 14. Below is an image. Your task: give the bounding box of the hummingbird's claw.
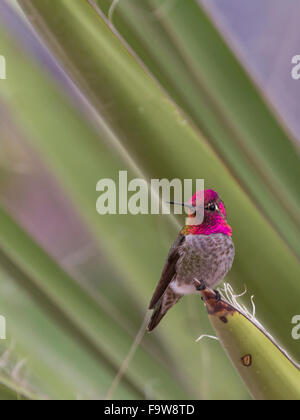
[213,290,222,301]
[193,278,206,291]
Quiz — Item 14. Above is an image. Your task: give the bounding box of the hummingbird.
[147,189,235,332]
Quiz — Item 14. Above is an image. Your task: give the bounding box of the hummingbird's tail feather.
[147,302,165,332]
[147,287,182,332]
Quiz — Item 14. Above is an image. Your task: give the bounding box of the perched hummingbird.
[147,189,235,332]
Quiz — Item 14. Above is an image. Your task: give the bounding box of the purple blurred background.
[200,0,300,150]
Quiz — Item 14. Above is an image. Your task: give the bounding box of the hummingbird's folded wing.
[148,234,185,309]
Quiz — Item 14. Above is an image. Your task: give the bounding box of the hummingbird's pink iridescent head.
[182,189,232,236]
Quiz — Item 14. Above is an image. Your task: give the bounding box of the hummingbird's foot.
[213,290,222,301]
[193,278,206,292]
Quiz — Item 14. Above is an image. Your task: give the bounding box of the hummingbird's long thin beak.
[167,201,195,209]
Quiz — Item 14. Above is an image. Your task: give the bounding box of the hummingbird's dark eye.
[208,203,216,211]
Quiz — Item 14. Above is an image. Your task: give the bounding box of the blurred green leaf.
[0,377,31,400]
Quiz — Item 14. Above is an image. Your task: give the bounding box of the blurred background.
[0,0,299,400]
